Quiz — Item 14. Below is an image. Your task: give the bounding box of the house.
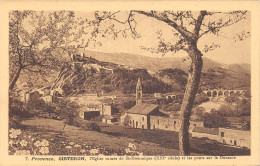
[100,105,117,116]
[191,127,251,149]
[154,93,163,98]
[165,93,184,102]
[102,116,117,124]
[218,128,250,148]
[150,115,204,132]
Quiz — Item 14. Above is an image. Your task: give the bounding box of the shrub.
[85,123,101,132]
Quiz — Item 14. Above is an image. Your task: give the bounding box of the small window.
[234,140,237,145]
[174,121,176,125]
[230,140,232,143]
[221,132,224,137]
[129,120,131,124]
[194,124,196,127]
[157,119,159,125]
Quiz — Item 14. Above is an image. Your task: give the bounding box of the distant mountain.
[81,50,250,74]
[225,63,251,74]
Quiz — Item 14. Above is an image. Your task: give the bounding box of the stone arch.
[207,91,212,97]
[218,91,223,96]
[212,91,217,97]
[230,91,235,96]
[236,91,241,96]
[224,91,229,96]
[172,95,176,100]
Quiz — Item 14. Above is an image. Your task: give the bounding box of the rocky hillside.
[51,58,174,96]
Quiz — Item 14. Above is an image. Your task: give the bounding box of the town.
[15,51,251,150]
[8,10,251,156]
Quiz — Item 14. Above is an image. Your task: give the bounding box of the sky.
[77,11,251,64]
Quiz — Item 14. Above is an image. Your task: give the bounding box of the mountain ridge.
[81,50,250,74]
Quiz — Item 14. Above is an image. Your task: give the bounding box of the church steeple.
[136,78,142,105]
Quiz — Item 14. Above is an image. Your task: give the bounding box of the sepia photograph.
[1,1,260,166]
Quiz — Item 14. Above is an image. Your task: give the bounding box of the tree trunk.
[9,67,22,91]
[179,42,203,155]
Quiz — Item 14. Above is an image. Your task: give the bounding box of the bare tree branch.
[132,10,193,40]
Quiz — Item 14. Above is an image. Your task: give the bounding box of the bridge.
[203,90,246,98]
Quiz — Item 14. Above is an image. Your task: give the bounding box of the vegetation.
[54,63,174,96]
[8,10,251,156]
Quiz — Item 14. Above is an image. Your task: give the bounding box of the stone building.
[191,127,250,149]
[154,93,163,98]
[102,116,117,124]
[191,127,220,140]
[125,103,160,129]
[121,78,204,131]
[122,78,161,129]
[100,105,117,116]
[150,115,204,132]
[218,128,250,148]
[136,78,142,105]
[165,93,184,103]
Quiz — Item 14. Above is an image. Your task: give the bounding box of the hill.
[51,58,174,96]
[155,67,250,92]
[81,50,250,74]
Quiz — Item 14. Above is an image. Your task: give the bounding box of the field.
[14,118,250,156]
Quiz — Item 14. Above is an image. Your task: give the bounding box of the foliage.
[161,103,182,112]
[193,107,206,117]
[122,100,136,110]
[157,68,188,92]
[9,11,91,91]
[9,128,143,156]
[55,99,80,126]
[84,123,101,132]
[56,65,174,96]
[225,94,240,103]
[200,110,229,128]
[200,67,250,90]
[194,93,209,105]
[9,98,33,128]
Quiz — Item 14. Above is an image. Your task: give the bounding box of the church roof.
[127,103,158,115]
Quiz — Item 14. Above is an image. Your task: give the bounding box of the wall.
[150,116,179,131]
[100,105,112,116]
[219,128,250,148]
[150,116,204,132]
[127,113,148,129]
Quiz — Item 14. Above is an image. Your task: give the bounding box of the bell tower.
[136,78,142,105]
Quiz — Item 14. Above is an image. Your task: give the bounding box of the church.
[121,78,163,129]
[121,78,205,131]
